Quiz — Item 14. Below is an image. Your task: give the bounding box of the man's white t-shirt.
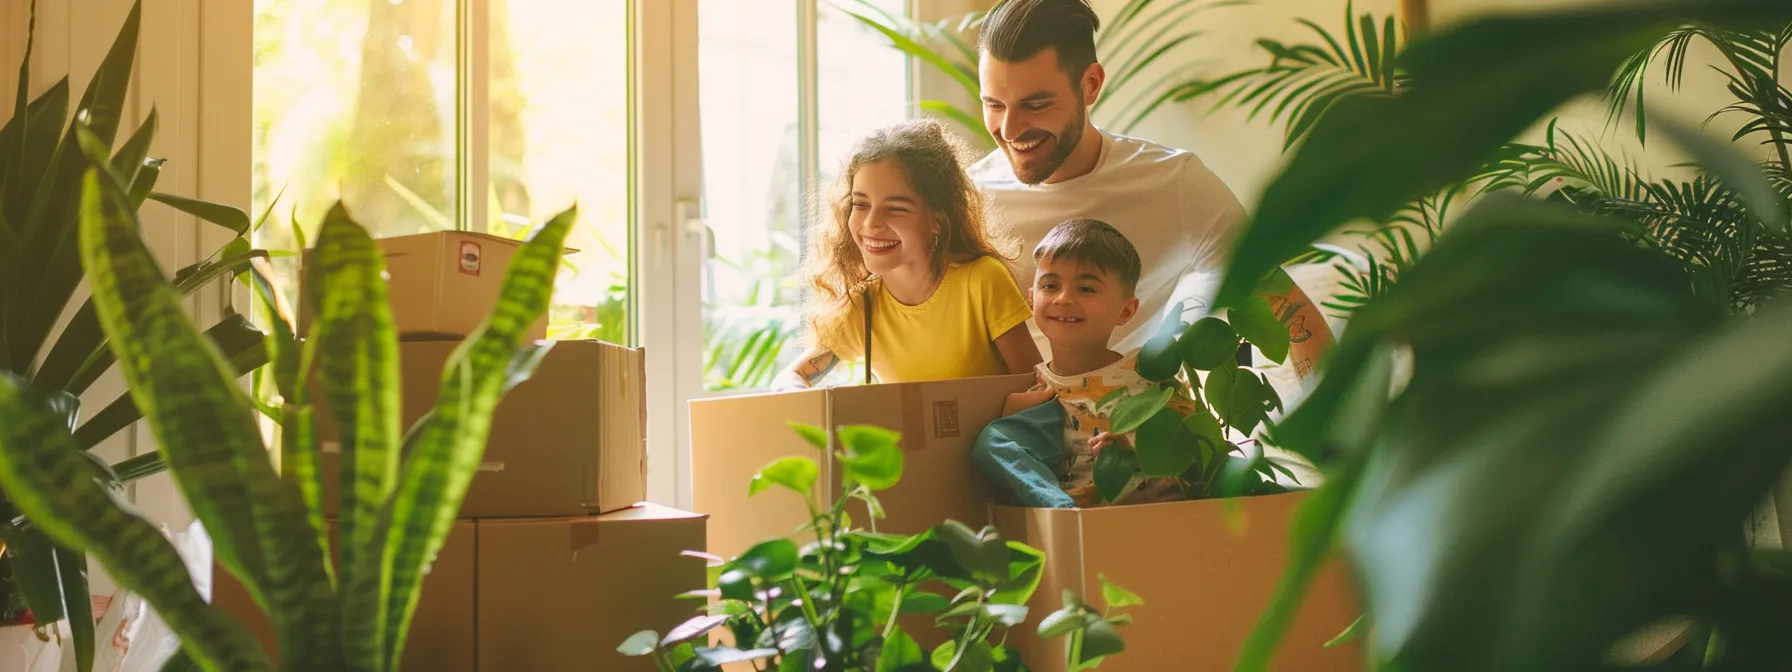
[969,127,1247,356]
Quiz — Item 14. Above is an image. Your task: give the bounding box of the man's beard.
[1011,102,1086,186]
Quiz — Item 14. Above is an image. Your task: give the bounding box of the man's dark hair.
[1033,218,1141,295]
[979,0,1102,83]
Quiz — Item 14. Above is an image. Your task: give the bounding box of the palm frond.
[1581,175,1792,313]
[1187,0,1402,150]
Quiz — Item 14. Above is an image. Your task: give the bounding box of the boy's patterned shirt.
[1034,354,1197,507]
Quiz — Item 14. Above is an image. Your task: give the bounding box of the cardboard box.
[690,374,1035,562]
[299,230,548,341]
[993,493,1363,671]
[212,504,708,671]
[319,339,647,518]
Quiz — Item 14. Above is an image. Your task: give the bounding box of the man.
[969,0,1332,381]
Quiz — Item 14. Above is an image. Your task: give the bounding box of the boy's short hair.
[979,0,1102,84]
[1033,218,1142,295]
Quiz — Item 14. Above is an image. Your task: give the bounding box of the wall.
[0,0,251,592]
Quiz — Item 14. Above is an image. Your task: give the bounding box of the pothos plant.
[621,423,1136,672]
[1083,271,1305,505]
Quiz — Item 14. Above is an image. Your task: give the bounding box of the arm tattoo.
[795,351,840,386]
[1269,297,1315,344]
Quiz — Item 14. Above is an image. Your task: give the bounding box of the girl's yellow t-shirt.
[822,256,1032,384]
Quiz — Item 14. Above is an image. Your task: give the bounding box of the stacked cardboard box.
[215,232,703,671]
[995,493,1363,671]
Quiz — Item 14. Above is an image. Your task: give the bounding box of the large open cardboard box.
[299,230,549,341]
[213,503,707,671]
[317,339,647,518]
[993,492,1362,671]
[690,374,1035,561]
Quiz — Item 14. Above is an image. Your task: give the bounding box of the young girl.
[774,119,1042,389]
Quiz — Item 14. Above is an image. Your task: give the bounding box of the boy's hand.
[1089,431,1130,456]
[1003,388,1057,416]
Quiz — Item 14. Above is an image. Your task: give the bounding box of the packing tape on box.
[901,385,925,452]
[319,441,503,471]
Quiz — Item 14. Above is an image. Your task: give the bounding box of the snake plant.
[0,1,276,666]
[0,93,577,670]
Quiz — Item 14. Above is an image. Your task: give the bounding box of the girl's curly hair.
[802,118,1017,350]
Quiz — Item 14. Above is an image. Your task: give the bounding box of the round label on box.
[459,241,482,275]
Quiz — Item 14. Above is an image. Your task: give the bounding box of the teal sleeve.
[970,399,1076,509]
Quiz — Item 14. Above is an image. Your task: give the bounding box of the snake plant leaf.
[108,108,156,189]
[1212,0,1792,307]
[77,166,341,670]
[44,246,271,398]
[71,314,269,450]
[0,376,273,672]
[250,262,330,584]
[308,203,402,621]
[356,204,576,670]
[13,1,139,373]
[1,77,70,232]
[147,192,251,235]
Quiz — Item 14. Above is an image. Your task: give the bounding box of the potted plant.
[623,422,1134,672]
[0,2,279,668]
[0,73,580,669]
[1201,1,1792,670]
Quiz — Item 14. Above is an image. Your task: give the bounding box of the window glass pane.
[817,0,910,186]
[253,0,459,251]
[697,0,802,391]
[487,0,631,343]
[698,0,911,392]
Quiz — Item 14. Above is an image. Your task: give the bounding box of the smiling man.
[969,0,1332,377]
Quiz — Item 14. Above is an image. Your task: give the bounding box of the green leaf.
[147,191,251,234]
[690,645,781,667]
[1213,367,1270,436]
[878,628,926,672]
[1325,614,1368,648]
[71,314,268,450]
[1210,0,1792,307]
[1229,297,1290,364]
[307,201,402,596]
[901,591,952,615]
[1109,385,1172,435]
[789,422,829,450]
[1135,314,1186,382]
[1253,266,1297,297]
[1179,317,1240,371]
[936,521,1007,584]
[995,540,1048,605]
[736,539,800,579]
[3,525,71,624]
[1093,444,1139,504]
[2,77,70,232]
[77,166,338,669]
[358,205,577,670]
[56,546,94,672]
[618,630,660,656]
[920,99,994,149]
[843,9,979,97]
[1038,607,1083,639]
[1654,114,1786,232]
[1100,574,1143,609]
[984,603,1029,627]
[0,377,273,671]
[108,108,156,190]
[1080,619,1126,663]
[1135,408,1199,478]
[838,424,904,491]
[750,456,819,497]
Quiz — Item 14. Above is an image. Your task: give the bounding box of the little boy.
[995,218,1195,507]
